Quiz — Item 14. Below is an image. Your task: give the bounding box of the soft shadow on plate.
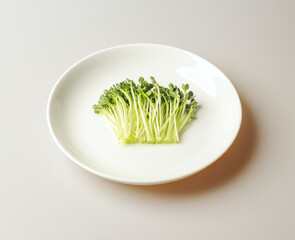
[122,97,257,195]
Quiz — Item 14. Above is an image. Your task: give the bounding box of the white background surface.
[1,0,294,239]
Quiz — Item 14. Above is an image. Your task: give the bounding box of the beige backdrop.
[1,0,294,239]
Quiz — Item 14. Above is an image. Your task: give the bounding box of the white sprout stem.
[137,94,152,141]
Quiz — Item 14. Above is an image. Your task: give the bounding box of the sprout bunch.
[92,77,198,143]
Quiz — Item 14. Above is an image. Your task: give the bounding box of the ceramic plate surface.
[47,44,242,185]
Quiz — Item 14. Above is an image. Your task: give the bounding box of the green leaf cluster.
[92,77,198,143]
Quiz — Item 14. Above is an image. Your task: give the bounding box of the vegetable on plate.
[92,77,198,143]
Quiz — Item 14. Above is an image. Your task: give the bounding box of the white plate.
[47,44,242,185]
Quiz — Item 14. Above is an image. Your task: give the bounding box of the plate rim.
[47,43,242,185]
